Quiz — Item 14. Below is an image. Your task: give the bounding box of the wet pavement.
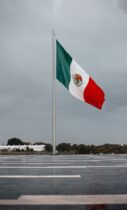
[0,154,127,209]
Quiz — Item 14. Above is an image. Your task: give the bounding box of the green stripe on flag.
[56,41,72,89]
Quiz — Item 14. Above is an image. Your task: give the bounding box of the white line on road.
[0,159,126,163]
[0,194,127,205]
[0,162,71,165]
[0,165,127,169]
[0,175,81,178]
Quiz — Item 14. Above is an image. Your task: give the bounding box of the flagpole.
[52,29,56,155]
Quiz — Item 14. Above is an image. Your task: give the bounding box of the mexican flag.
[56,40,105,110]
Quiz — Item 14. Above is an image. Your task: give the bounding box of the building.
[0,145,45,152]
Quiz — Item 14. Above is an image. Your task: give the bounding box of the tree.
[56,143,72,152]
[26,147,34,152]
[45,144,52,152]
[72,144,79,154]
[7,138,24,145]
[77,144,86,154]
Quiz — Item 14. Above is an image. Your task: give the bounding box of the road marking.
[0,194,127,205]
[0,165,127,169]
[0,162,71,165]
[0,159,126,163]
[0,175,81,178]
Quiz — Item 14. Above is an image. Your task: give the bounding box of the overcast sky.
[0,0,127,145]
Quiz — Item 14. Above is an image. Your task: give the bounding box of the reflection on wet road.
[0,154,127,209]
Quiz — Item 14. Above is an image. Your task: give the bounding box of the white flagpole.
[52,29,56,155]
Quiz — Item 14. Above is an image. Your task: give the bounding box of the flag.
[56,40,105,110]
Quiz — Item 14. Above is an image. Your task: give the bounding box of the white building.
[0,145,45,152]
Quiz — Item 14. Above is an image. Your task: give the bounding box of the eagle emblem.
[72,74,83,87]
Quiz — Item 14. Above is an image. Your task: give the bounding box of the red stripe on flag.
[83,77,105,110]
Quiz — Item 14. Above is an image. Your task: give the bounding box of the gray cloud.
[0,0,127,145]
[118,0,127,12]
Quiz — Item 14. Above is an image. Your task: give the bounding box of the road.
[0,154,127,209]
